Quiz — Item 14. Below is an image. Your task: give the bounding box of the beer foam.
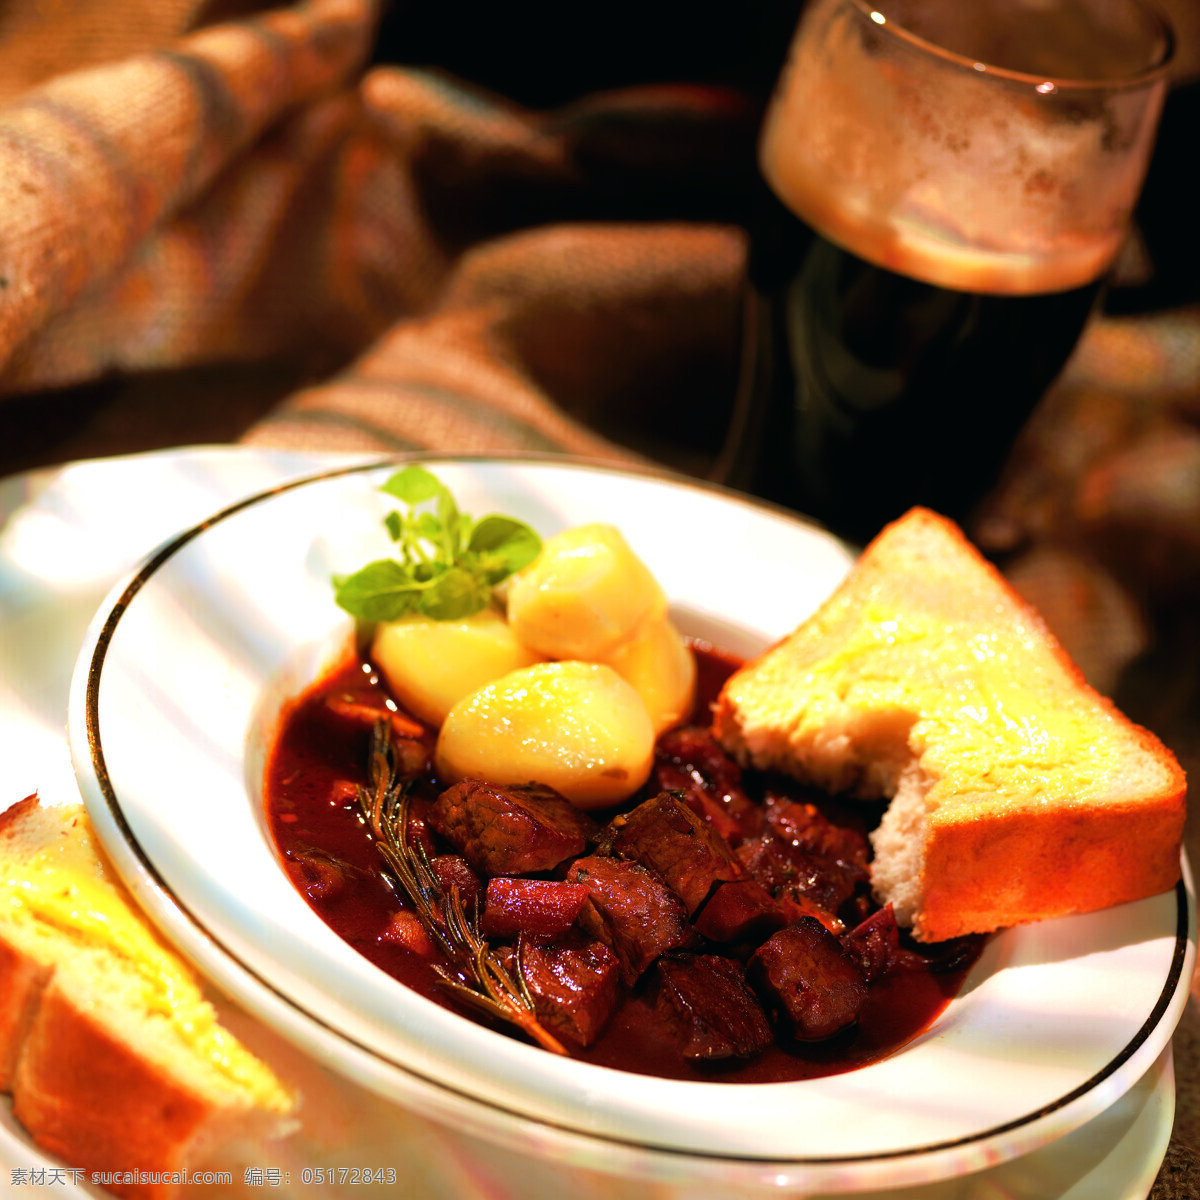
[765,150,1124,295]
[760,0,1166,295]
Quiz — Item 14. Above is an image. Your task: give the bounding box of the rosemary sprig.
[358,720,567,1056]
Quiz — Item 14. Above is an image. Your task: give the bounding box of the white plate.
[67,456,1196,1194]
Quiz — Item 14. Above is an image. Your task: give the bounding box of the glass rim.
[846,0,1176,92]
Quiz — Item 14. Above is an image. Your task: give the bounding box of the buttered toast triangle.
[0,796,295,1199]
[713,508,1186,942]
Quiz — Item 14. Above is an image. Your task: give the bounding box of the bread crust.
[0,938,50,1092]
[0,795,55,1092]
[714,507,1187,940]
[12,976,213,1199]
[919,784,1185,942]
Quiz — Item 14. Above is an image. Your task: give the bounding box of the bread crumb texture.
[714,508,1186,941]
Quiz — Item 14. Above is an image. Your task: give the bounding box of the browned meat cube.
[654,726,763,843]
[890,932,989,976]
[326,778,360,806]
[565,856,692,984]
[749,917,868,1041]
[377,908,436,958]
[480,878,591,940]
[841,904,900,983]
[429,854,483,914]
[692,879,786,944]
[519,936,621,1049]
[610,792,744,915]
[324,695,430,775]
[404,793,440,861]
[324,693,427,739]
[429,779,598,875]
[284,849,349,902]
[764,792,871,866]
[655,954,773,1061]
[657,727,741,788]
[737,832,868,917]
[775,890,844,935]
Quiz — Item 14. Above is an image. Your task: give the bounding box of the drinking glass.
[721,0,1175,544]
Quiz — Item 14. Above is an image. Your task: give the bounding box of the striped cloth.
[0,0,754,477]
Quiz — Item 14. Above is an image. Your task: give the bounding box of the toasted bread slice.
[0,795,295,1198]
[712,508,1186,942]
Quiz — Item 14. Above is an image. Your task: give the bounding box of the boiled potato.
[372,607,543,727]
[435,661,655,809]
[601,614,696,735]
[507,524,667,660]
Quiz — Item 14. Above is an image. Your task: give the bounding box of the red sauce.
[265,646,978,1083]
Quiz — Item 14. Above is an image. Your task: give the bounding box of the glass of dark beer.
[722,0,1175,544]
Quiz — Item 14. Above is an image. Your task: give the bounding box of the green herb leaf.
[468,516,543,583]
[419,565,489,620]
[383,511,404,543]
[334,469,543,621]
[412,511,443,545]
[333,559,422,622]
[435,488,462,564]
[379,465,445,507]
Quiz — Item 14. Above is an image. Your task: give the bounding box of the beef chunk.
[403,793,441,861]
[377,908,437,957]
[429,854,482,915]
[324,693,426,739]
[519,936,621,1049]
[655,954,773,1061]
[326,778,360,806]
[284,849,349,902]
[324,695,430,773]
[893,932,989,976]
[775,890,845,935]
[764,793,871,867]
[692,879,786,944]
[841,904,900,983]
[737,832,868,919]
[429,779,598,875]
[480,878,591,940]
[654,726,763,843]
[749,917,868,1041]
[565,856,692,984]
[610,791,744,915]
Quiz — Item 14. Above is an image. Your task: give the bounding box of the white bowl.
[68,457,1195,1194]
